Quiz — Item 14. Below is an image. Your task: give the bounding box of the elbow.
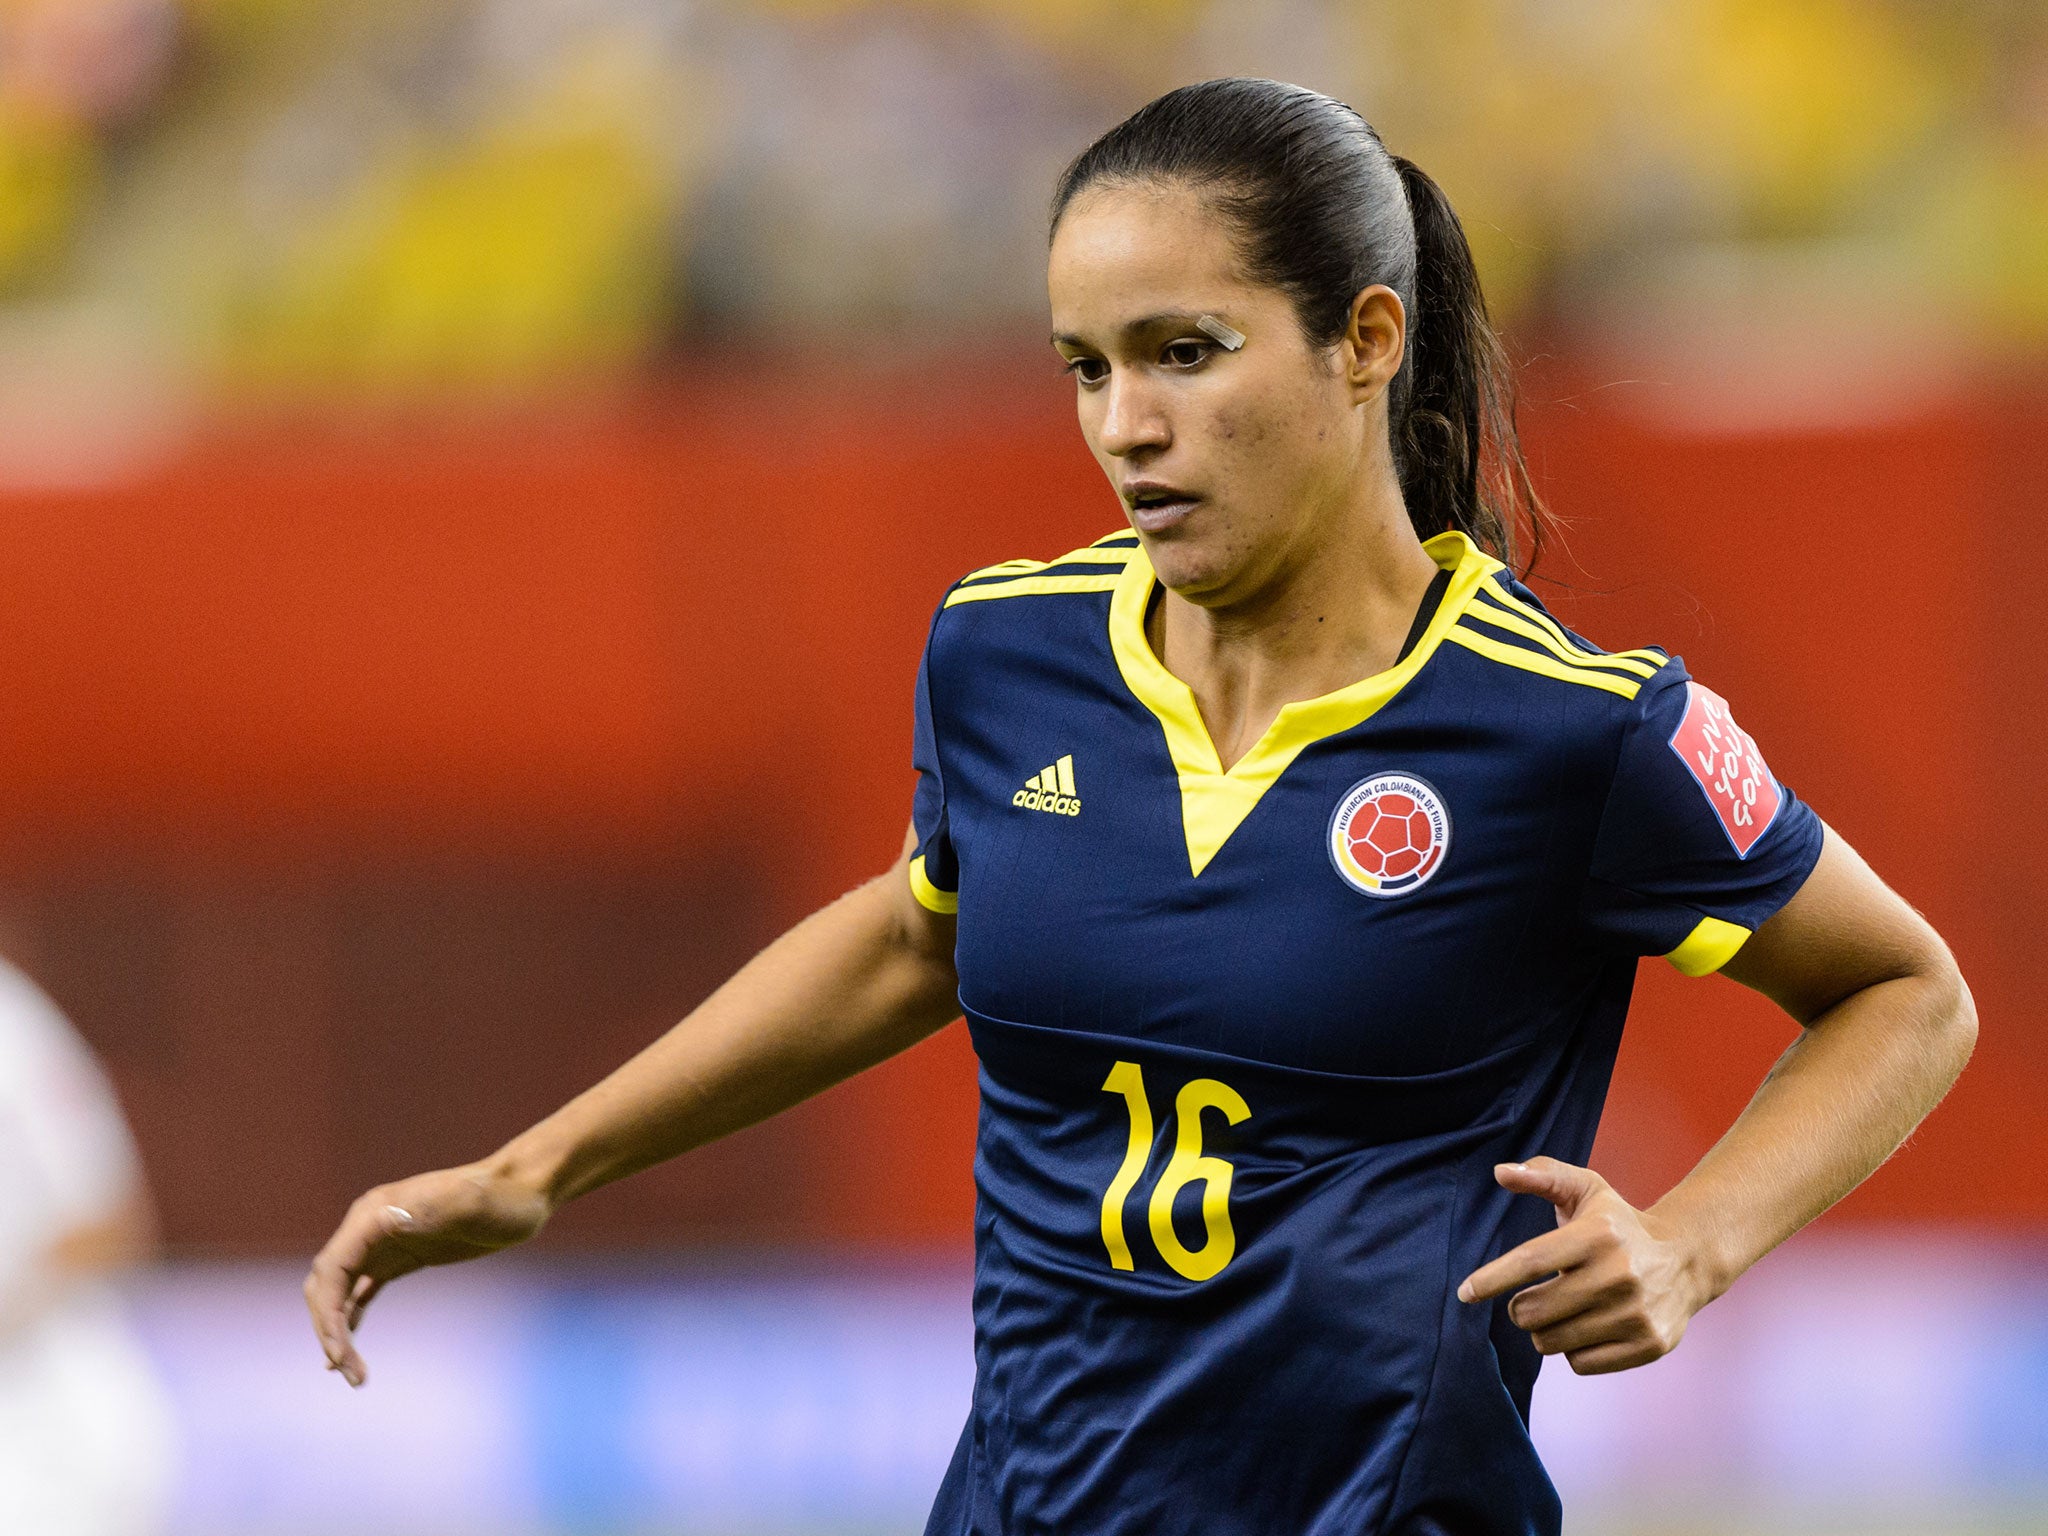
[1942,964,1978,1078]
[1918,940,1978,1085]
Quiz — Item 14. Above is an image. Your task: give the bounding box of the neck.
[1146,484,1445,772]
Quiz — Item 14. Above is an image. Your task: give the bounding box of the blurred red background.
[0,359,2037,1253]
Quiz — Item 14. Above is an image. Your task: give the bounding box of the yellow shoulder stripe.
[946,538,1135,605]
[1666,915,1750,976]
[959,546,1138,585]
[946,572,1124,607]
[1484,582,1670,668]
[1444,625,1643,698]
[908,856,959,914]
[1463,598,1664,678]
[1028,546,1136,567]
[959,557,1047,584]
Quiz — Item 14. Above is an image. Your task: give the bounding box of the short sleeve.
[908,620,959,915]
[1582,662,1823,976]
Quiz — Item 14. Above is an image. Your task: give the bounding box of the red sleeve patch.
[1667,681,1782,857]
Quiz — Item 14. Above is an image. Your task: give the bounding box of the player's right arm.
[304,821,958,1387]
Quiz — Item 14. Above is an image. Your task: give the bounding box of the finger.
[1564,1338,1661,1376]
[304,1279,367,1388]
[1492,1157,1605,1219]
[304,1259,368,1387]
[307,1197,389,1312]
[334,1200,430,1286]
[1527,1301,1643,1358]
[330,1346,367,1388]
[345,1272,386,1334]
[1504,1259,1637,1332]
[1458,1222,1601,1303]
[303,1247,360,1368]
[305,1198,417,1383]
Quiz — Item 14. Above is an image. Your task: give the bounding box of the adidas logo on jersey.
[1014,754,1081,816]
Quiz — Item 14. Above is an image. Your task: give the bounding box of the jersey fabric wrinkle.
[907,529,1823,1536]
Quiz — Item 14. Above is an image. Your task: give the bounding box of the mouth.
[1124,484,1201,534]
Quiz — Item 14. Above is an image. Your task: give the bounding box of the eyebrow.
[1050,310,1219,349]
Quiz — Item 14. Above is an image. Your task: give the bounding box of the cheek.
[1204,398,1277,458]
[1203,394,1319,492]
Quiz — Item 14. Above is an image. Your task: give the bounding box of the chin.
[1140,531,1241,604]
[1139,498,1264,595]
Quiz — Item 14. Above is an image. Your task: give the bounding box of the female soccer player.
[305,79,1975,1535]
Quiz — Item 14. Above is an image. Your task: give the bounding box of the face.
[1048,179,1403,603]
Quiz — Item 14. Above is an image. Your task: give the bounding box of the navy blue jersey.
[908,528,1822,1536]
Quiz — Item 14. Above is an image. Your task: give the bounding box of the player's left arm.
[1459,821,1976,1374]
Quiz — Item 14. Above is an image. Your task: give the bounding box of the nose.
[1094,368,1170,459]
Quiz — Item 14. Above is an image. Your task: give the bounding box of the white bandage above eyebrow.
[1196,314,1245,350]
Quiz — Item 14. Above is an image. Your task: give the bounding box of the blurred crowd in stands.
[0,0,2040,424]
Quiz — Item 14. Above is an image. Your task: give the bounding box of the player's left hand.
[1456,1157,1709,1376]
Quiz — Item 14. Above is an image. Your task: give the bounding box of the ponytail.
[1389,156,1543,569]
[1052,79,1546,572]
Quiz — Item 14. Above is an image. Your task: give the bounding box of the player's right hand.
[303,1162,552,1388]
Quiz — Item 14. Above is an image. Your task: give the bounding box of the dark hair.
[1051,78,1543,570]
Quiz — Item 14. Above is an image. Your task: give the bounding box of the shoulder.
[923,527,1137,670]
[938,527,1139,613]
[1441,566,1679,719]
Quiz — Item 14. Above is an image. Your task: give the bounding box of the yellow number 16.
[1100,1060,1251,1283]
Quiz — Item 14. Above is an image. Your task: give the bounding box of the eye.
[1162,338,1212,369]
[1061,355,1108,385]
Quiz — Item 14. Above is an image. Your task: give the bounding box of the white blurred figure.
[0,957,177,1536]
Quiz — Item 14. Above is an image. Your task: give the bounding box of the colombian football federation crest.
[1328,773,1451,898]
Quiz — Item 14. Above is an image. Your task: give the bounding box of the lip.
[1123,481,1201,534]
[1131,499,1197,534]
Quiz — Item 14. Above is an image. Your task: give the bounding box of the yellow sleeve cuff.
[908,855,959,915]
[1665,915,1751,977]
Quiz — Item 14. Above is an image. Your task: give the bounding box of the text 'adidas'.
[1013,754,1081,816]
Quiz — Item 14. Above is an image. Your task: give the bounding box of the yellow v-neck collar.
[1109,530,1502,877]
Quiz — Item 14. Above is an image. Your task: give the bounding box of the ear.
[1342,284,1406,405]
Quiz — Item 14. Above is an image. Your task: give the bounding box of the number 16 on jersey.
[1100,1061,1251,1283]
